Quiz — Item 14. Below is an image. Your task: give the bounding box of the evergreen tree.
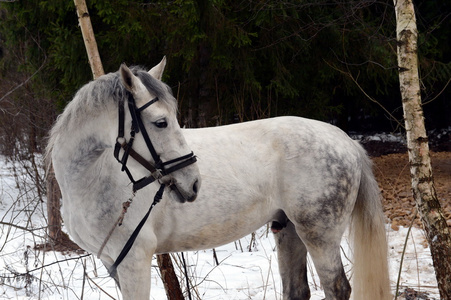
[1,0,449,146]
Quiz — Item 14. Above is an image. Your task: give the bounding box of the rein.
[107,183,165,277]
[98,91,197,276]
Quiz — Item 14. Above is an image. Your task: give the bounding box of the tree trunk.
[46,168,62,240]
[157,254,185,300]
[393,0,451,298]
[74,0,104,79]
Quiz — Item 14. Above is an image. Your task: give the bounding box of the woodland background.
[0,0,450,161]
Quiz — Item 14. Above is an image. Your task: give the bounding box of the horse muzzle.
[167,178,200,203]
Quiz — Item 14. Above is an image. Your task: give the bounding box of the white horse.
[47,58,391,300]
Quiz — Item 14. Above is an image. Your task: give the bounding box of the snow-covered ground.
[0,155,440,300]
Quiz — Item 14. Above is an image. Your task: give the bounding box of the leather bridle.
[114,91,197,192]
[103,90,197,277]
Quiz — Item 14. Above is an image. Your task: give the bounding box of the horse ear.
[120,63,138,92]
[148,56,166,80]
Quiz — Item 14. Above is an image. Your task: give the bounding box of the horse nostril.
[193,180,199,194]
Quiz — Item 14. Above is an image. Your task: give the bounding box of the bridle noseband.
[114,91,197,192]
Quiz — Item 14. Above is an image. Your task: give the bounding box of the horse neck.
[53,110,118,182]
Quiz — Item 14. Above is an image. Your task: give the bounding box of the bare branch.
[324,59,405,129]
[0,254,91,279]
[0,221,47,234]
[0,60,46,104]
[422,76,451,106]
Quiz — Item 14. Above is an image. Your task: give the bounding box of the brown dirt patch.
[372,151,451,230]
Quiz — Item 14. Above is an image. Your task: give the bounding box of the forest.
[0,0,450,158]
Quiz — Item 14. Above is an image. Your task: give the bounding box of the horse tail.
[351,147,391,300]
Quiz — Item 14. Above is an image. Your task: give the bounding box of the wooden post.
[73,0,104,79]
[46,168,62,241]
[393,0,451,298]
[157,254,185,300]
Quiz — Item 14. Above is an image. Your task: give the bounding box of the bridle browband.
[114,91,197,192]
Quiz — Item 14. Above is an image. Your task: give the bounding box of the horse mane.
[45,66,177,172]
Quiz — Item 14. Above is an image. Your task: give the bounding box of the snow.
[0,155,440,300]
[351,132,407,144]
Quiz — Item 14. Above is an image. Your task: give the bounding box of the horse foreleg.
[275,221,311,300]
[101,259,121,290]
[115,246,153,300]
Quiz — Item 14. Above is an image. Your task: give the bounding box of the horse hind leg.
[294,225,351,300]
[274,221,311,300]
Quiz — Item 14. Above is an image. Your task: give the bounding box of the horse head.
[118,58,200,202]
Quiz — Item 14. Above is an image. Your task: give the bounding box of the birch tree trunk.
[45,1,184,298]
[393,0,451,298]
[74,0,104,79]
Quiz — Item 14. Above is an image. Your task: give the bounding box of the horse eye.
[154,119,168,128]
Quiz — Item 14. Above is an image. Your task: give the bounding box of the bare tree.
[393,0,451,298]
